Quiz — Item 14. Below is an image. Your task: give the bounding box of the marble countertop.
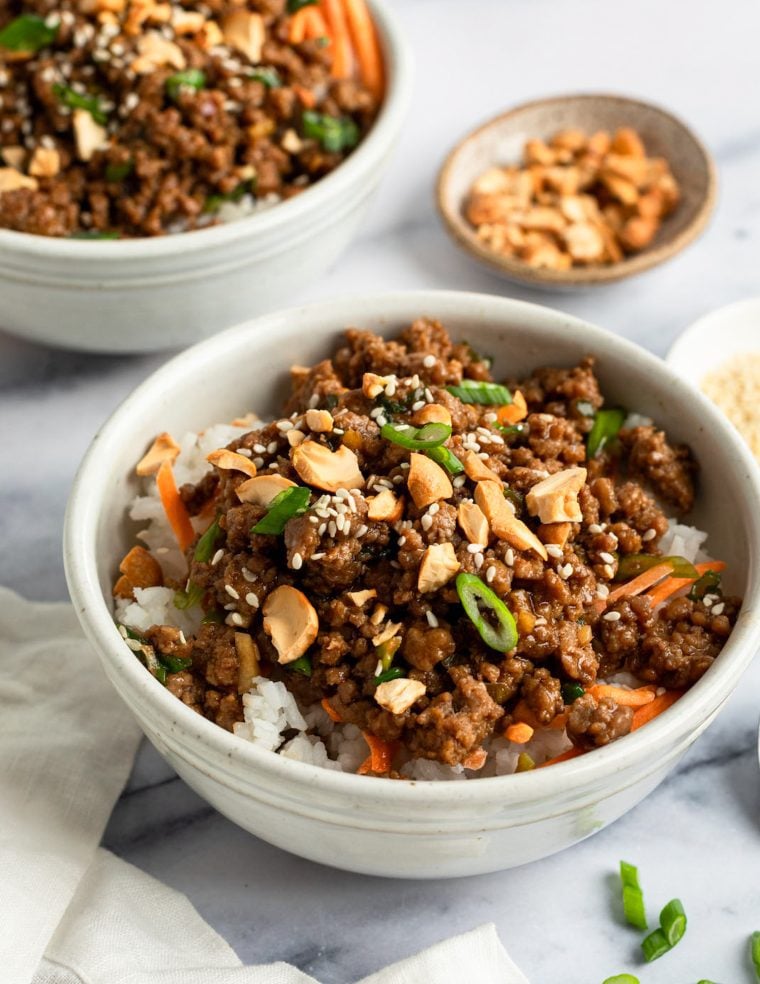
[2,0,759,979]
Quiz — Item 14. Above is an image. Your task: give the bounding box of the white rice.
[115,416,713,780]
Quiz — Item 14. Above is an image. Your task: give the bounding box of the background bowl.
[64,290,760,878]
[667,296,760,386]
[436,93,716,290]
[0,1,412,354]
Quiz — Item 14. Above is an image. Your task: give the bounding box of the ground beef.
[121,320,741,774]
[0,0,381,237]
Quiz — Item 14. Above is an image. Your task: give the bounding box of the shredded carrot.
[304,5,329,39]
[549,712,568,730]
[342,0,384,98]
[357,732,396,774]
[321,0,353,78]
[631,690,683,730]
[589,684,656,707]
[538,746,584,769]
[505,722,534,744]
[321,698,342,723]
[496,391,528,427]
[156,459,195,553]
[463,748,488,770]
[288,7,311,43]
[644,560,726,609]
[593,561,673,614]
[293,83,317,108]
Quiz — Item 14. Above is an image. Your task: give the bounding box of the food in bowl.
[465,127,680,270]
[0,0,383,238]
[114,318,739,779]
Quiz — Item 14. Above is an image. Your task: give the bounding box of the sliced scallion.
[70,230,120,239]
[105,160,133,182]
[174,582,204,610]
[516,752,535,772]
[374,666,405,685]
[289,655,312,677]
[52,83,108,125]
[456,572,518,653]
[302,110,360,153]
[166,68,206,102]
[426,445,464,475]
[159,653,192,674]
[615,554,698,582]
[587,408,626,459]
[659,898,687,946]
[619,860,647,931]
[641,928,670,962]
[562,682,585,704]
[194,516,223,562]
[0,13,57,52]
[248,66,281,88]
[497,421,528,441]
[446,379,512,405]
[689,569,722,601]
[751,931,760,979]
[602,976,639,984]
[381,420,451,451]
[253,486,311,535]
[201,610,224,624]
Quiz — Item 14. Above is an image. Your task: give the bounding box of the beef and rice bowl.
[114,319,739,779]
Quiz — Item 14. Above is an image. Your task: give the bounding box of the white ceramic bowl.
[0,2,411,354]
[64,291,760,878]
[667,297,760,386]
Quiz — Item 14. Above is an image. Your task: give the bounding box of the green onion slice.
[166,68,206,102]
[751,931,760,979]
[374,666,405,685]
[515,752,535,772]
[70,230,120,240]
[426,445,464,475]
[201,609,224,624]
[159,653,192,674]
[689,569,722,601]
[641,928,670,962]
[456,573,518,653]
[253,486,311,535]
[587,408,626,459]
[497,422,528,441]
[0,13,57,52]
[248,66,281,88]
[446,379,512,405]
[602,976,640,984]
[381,420,451,451]
[203,181,253,213]
[105,160,133,182]
[302,110,360,153]
[562,682,585,704]
[615,554,698,582]
[289,655,312,677]
[378,637,401,673]
[174,582,204,610]
[53,83,108,125]
[619,860,647,931]
[194,516,223,562]
[659,899,687,947]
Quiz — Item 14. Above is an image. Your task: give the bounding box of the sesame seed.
[453,475,466,488]
[505,548,515,566]
[474,553,484,569]
[602,610,621,622]
[254,443,266,453]
[385,380,396,397]
[398,535,406,546]
[423,355,436,368]
[308,393,320,409]
[211,548,224,566]
[318,523,327,537]
[545,544,563,558]
[118,625,128,638]
[328,521,337,538]
[267,441,278,454]
[421,514,433,531]
[292,553,303,570]
[309,515,319,524]
[125,638,143,652]
[559,563,574,579]
[242,567,256,583]
[225,585,240,600]
[484,412,497,423]
[228,613,244,627]
[424,388,434,403]
[411,400,425,412]
[596,583,610,599]
[356,524,369,537]
[376,414,388,427]
[393,474,404,484]
[643,528,657,542]
[599,551,615,565]
[276,420,293,432]
[311,552,325,560]
[155,547,169,555]
[224,602,237,611]
[426,610,439,627]
[485,565,496,583]
[374,660,383,676]
[179,631,187,645]
[245,592,259,608]
[236,447,253,457]
[428,502,440,516]
[333,428,344,435]
[588,524,603,534]
[466,543,485,554]
[603,564,614,579]
[253,457,264,468]
[712,602,725,616]
[370,407,383,419]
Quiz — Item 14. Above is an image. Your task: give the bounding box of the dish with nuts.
[0,0,384,238]
[465,127,681,271]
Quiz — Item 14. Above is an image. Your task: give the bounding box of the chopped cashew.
[206,448,257,478]
[346,588,377,606]
[262,585,318,665]
[370,603,388,625]
[28,147,60,178]
[135,432,180,476]
[538,521,573,547]
[372,621,402,647]
[236,474,296,506]
[457,501,490,545]
[375,678,426,715]
[526,467,587,524]
[367,488,403,522]
[291,440,364,492]
[0,167,38,193]
[413,403,452,427]
[286,429,305,448]
[200,20,223,46]
[475,480,548,560]
[132,30,186,72]
[362,372,389,399]
[72,109,107,162]
[463,450,501,484]
[418,542,459,593]
[407,453,452,509]
[1,147,26,170]
[221,9,265,62]
[305,408,334,433]
[172,8,205,32]
[235,633,260,693]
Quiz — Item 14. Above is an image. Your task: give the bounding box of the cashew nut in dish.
[475,480,548,560]
[236,474,297,506]
[367,489,403,522]
[418,542,460,593]
[526,467,587,524]
[463,450,501,484]
[407,453,452,509]
[206,448,258,478]
[374,678,426,715]
[135,432,181,476]
[457,501,490,545]
[305,409,334,433]
[291,440,364,492]
[262,585,318,664]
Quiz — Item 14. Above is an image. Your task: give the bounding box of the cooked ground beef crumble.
[0,0,381,237]
[119,319,740,775]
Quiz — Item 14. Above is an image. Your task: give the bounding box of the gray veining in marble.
[2,0,759,979]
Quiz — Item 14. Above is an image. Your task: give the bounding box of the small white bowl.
[64,290,760,878]
[0,1,411,354]
[667,297,760,386]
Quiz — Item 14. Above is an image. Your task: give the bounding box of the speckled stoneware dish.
[436,93,717,290]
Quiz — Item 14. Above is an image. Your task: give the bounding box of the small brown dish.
[436,93,717,289]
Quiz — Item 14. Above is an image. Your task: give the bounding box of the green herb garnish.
[381,420,451,451]
[689,569,722,601]
[426,445,464,475]
[253,486,311,535]
[515,752,535,772]
[194,516,223,563]
[0,13,57,52]
[562,682,585,704]
[302,110,360,153]
[587,408,626,459]
[174,583,204,610]
[53,83,108,125]
[615,554,698,582]
[456,572,518,653]
[602,977,639,984]
[374,666,405,685]
[248,66,281,88]
[105,160,133,182]
[289,655,312,677]
[159,653,193,674]
[446,379,513,405]
[641,899,687,962]
[619,860,647,931]
[166,68,206,102]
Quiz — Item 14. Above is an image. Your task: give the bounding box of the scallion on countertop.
[659,898,687,946]
[446,379,512,405]
[641,928,670,962]
[0,13,57,52]
[602,976,639,984]
[587,408,626,459]
[619,860,647,931]
[456,573,518,653]
[253,486,311,535]
[381,420,451,451]
[750,930,760,979]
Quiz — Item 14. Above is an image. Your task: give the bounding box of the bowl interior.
[68,292,760,804]
[437,94,716,287]
[667,297,760,387]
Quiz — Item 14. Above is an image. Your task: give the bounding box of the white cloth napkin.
[0,588,529,984]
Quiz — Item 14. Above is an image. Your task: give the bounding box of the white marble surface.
[2,0,760,979]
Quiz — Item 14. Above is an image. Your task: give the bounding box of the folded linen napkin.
[0,588,529,984]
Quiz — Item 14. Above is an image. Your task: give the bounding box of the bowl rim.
[435,92,718,287]
[64,289,760,807]
[0,0,412,261]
